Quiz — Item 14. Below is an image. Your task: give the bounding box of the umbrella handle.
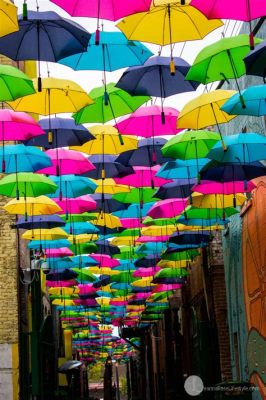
[181,0,185,3]
[249,32,255,50]
[1,159,5,173]
[23,1,28,20]
[95,29,100,45]
[239,94,246,109]
[170,59,175,76]
[38,77,42,93]
[48,131,53,145]
[161,111,165,124]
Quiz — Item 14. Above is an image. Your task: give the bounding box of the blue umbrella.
[169,232,211,245]
[95,240,120,256]
[90,193,127,213]
[84,155,134,179]
[46,269,78,281]
[71,255,98,267]
[153,180,194,200]
[177,217,229,226]
[27,239,71,249]
[0,144,52,173]
[25,118,94,149]
[113,202,154,219]
[64,222,99,235]
[199,161,266,182]
[244,40,266,80]
[48,175,97,199]
[135,242,167,255]
[16,215,65,230]
[115,137,172,166]
[0,11,91,91]
[221,85,266,116]
[207,133,266,163]
[58,31,153,72]
[116,56,199,121]
[156,159,209,180]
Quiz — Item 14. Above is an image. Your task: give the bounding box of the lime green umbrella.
[179,206,239,220]
[162,130,220,159]
[161,249,199,261]
[113,228,141,237]
[142,216,176,226]
[73,82,150,124]
[69,241,98,255]
[113,245,141,260]
[154,268,188,278]
[186,35,262,84]
[113,187,158,204]
[0,172,57,199]
[0,64,35,101]
[61,213,98,222]
[71,268,97,282]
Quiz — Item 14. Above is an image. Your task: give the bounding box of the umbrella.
[48,175,97,199]
[70,125,138,155]
[113,202,154,219]
[45,248,74,258]
[244,40,266,80]
[169,231,211,245]
[90,254,120,268]
[0,144,52,174]
[90,194,127,214]
[153,181,194,200]
[117,3,222,46]
[72,83,150,125]
[113,187,158,204]
[0,109,44,142]
[93,179,130,195]
[207,133,266,163]
[0,0,18,38]
[27,239,71,249]
[58,31,153,72]
[191,192,247,208]
[85,155,134,179]
[115,138,172,166]
[0,172,57,199]
[0,64,35,101]
[147,198,187,219]
[54,195,97,215]
[25,117,95,149]
[16,215,66,230]
[221,85,266,116]
[114,166,172,188]
[0,10,91,91]
[190,0,266,49]
[116,56,199,121]
[64,221,99,235]
[192,180,256,195]
[46,269,78,281]
[22,227,68,241]
[199,161,266,183]
[90,213,122,229]
[115,105,181,137]
[37,149,95,176]
[178,206,239,221]
[156,159,209,180]
[8,77,93,115]
[3,195,61,216]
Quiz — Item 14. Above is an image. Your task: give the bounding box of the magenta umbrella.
[192,180,256,195]
[136,235,170,243]
[46,280,77,287]
[37,148,95,176]
[54,195,97,215]
[90,254,120,267]
[152,283,181,293]
[120,218,144,228]
[133,267,160,277]
[115,105,182,138]
[45,248,74,258]
[78,284,98,296]
[147,198,187,219]
[114,165,172,188]
[190,0,266,49]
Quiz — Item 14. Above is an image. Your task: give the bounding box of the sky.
[14,0,242,114]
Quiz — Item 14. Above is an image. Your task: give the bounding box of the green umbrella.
[178,206,239,220]
[162,130,220,159]
[73,82,150,124]
[186,35,262,84]
[161,249,199,261]
[0,172,57,199]
[154,268,188,278]
[72,268,97,282]
[112,228,141,237]
[113,245,141,260]
[61,212,98,222]
[0,64,35,101]
[113,187,158,204]
[69,241,98,255]
[142,216,176,226]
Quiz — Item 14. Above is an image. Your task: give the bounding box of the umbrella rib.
[14,22,35,60]
[41,22,58,62]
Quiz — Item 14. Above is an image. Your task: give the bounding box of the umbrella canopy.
[114,165,172,188]
[186,35,262,84]
[191,192,247,208]
[16,215,66,230]
[154,181,194,200]
[51,0,152,20]
[0,109,44,141]
[0,64,35,101]
[207,133,266,163]
[199,161,266,182]
[0,0,18,38]
[192,180,256,195]
[70,125,138,155]
[73,83,150,124]
[3,196,62,216]
[244,40,266,79]
[48,175,97,198]
[221,85,266,116]
[8,77,93,115]
[178,206,239,220]
[169,231,211,245]
[28,239,70,249]
[58,31,153,72]
[85,155,134,180]
[147,198,187,219]
[113,187,158,204]
[157,159,209,180]
[54,195,97,214]
[117,3,222,45]
[115,105,181,137]
[25,118,94,149]
[90,194,127,213]
[116,56,199,99]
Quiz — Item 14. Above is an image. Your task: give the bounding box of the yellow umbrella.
[141,225,177,236]
[131,277,155,287]
[111,236,136,246]
[191,192,247,208]
[157,259,189,268]
[91,212,122,229]
[52,299,75,306]
[3,195,61,216]
[48,287,79,296]
[7,77,93,115]
[70,125,138,155]
[22,227,68,241]
[68,234,98,243]
[96,297,111,306]
[88,267,120,276]
[0,0,18,38]
[92,179,130,195]
[117,3,222,46]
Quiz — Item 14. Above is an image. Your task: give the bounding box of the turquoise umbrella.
[48,175,97,200]
[221,85,266,116]
[156,159,209,180]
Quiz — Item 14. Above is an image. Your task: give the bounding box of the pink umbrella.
[54,195,96,215]
[46,280,77,287]
[120,218,145,228]
[0,109,44,141]
[90,254,120,267]
[152,283,181,293]
[45,247,74,258]
[116,106,182,138]
[136,235,170,243]
[190,0,266,49]
[114,165,172,188]
[74,299,98,306]
[192,180,256,195]
[133,267,160,277]
[131,292,151,300]
[78,284,98,296]
[110,299,129,306]
[147,198,187,219]
[38,148,95,176]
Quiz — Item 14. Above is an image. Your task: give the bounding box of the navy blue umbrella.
[244,40,266,80]
[46,269,78,281]
[90,193,127,213]
[152,277,186,284]
[199,161,266,182]
[169,232,211,246]
[25,118,94,149]
[134,255,159,268]
[153,180,194,200]
[95,240,120,256]
[16,214,65,229]
[115,137,172,166]
[0,11,91,91]
[84,154,134,179]
[116,56,199,122]
[92,275,111,288]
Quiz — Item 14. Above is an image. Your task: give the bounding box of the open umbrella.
[58,31,153,72]
[244,40,266,80]
[16,215,66,230]
[147,198,187,219]
[0,64,35,101]
[0,10,91,91]
[191,192,247,208]
[113,187,158,204]
[192,180,256,195]
[85,155,134,180]
[3,196,62,219]
[25,117,94,149]
[199,161,266,183]
[0,0,18,37]
[157,159,209,180]
[73,83,150,125]
[114,165,172,189]
[221,85,266,116]
[153,180,194,200]
[22,227,68,241]
[48,175,97,200]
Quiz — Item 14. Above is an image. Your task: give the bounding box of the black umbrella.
[244,39,266,81]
